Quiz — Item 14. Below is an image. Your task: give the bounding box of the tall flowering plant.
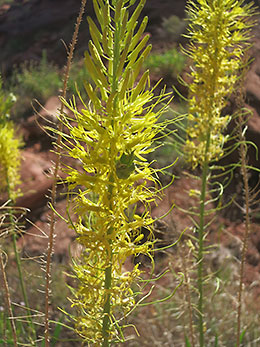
[185,0,254,167]
[183,0,255,345]
[0,76,36,345]
[58,0,171,344]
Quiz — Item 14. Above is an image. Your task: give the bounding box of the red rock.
[18,199,77,261]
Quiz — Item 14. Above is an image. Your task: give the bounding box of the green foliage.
[7,52,93,119]
[0,0,14,5]
[0,311,24,346]
[145,101,188,174]
[9,51,62,118]
[0,77,15,123]
[143,48,186,80]
[67,59,92,97]
[160,15,187,42]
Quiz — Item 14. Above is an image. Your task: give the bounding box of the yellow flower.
[184,0,254,168]
[0,123,21,201]
[0,77,21,202]
[59,0,172,344]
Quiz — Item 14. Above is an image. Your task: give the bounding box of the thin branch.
[235,55,252,347]
[44,1,87,345]
[0,250,18,347]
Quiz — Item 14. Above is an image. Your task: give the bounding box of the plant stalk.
[101,8,123,344]
[236,123,250,347]
[44,1,86,346]
[6,175,36,344]
[236,63,251,347]
[181,244,195,347]
[197,130,211,347]
[102,174,114,347]
[102,262,112,347]
[0,251,18,347]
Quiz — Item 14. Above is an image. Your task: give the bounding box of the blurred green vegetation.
[4,51,91,120]
[144,48,186,80]
[159,15,187,42]
[146,101,188,176]
[0,0,13,5]
[7,51,62,119]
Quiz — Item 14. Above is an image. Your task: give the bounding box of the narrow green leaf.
[116,151,136,179]
[84,53,100,87]
[240,329,246,343]
[131,44,152,81]
[84,82,102,110]
[185,335,192,347]
[131,70,149,101]
[106,92,116,114]
[85,52,109,89]
[102,26,110,55]
[114,0,124,22]
[127,0,146,32]
[118,8,129,41]
[128,16,148,53]
[118,68,131,99]
[51,315,64,347]
[87,17,103,55]
[103,2,110,28]
[116,31,133,77]
[93,0,103,28]
[88,40,106,72]
[128,34,150,65]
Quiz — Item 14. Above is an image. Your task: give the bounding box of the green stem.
[197,131,211,347]
[102,262,112,347]
[0,251,18,347]
[6,175,36,344]
[102,173,114,347]
[101,6,123,343]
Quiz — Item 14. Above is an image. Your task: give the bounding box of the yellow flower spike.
[182,1,255,345]
[0,124,22,201]
[58,0,174,345]
[184,0,255,168]
[0,78,21,202]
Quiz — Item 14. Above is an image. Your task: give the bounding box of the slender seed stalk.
[235,60,251,347]
[181,244,195,347]
[236,115,251,347]
[0,251,18,347]
[44,1,86,345]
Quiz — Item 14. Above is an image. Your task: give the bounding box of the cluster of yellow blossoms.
[184,0,254,167]
[59,0,171,343]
